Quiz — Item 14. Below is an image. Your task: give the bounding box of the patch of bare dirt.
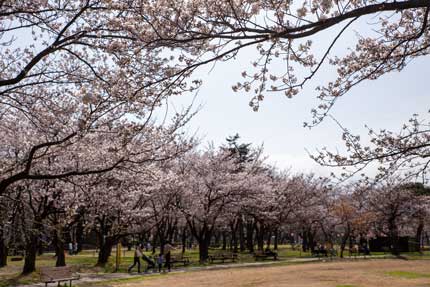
[118,260,430,287]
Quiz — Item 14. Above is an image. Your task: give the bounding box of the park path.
[15,255,387,287]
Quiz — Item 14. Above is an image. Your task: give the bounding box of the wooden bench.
[312,248,327,257]
[208,252,238,263]
[254,250,278,261]
[170,253,191,266]
[40,266,80,287]
[349,245,370,258]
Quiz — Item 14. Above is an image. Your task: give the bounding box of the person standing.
[164,242,174,272]
[68,242,73,255]
[128,245,143,273]
[157,253,164,272]
[73,242,78,255]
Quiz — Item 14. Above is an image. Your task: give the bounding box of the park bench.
[349,245,370,258]
[208,252,238,263]
[254,250,278,261]
[170,253,191,266]
[9,249,24,261]
[312,249,328,257]
[40,266,80,287]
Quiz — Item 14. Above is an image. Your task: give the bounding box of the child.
[157,253,164,273]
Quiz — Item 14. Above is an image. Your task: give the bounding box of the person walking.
[128,245,143,273]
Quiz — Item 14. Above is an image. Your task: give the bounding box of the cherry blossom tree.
[124,0,430,181]
[312,112,430,182]
[366,182,420,255]
[0,0,198,197]
[133,0,429,122]
[175,147,258,262]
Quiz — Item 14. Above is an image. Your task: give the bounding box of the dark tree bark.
[95,226,117,266]
[22,234,38,274]
[266,230,272,249]
[302,230,308,252]
[230,221,239,253]
[255,223,265,251]
[246,221,254,253]
[97,240,114,266]
[181,227,187,253]
[309,231,316,252]
[416,220,424,252]
[198,238,210,262]
[187,221,213,262]
[0,236,7,268]
[53,228,66,267]
[339,223,351,258]
[222,231,227,250]
[76,220,85,253]
[274,229,279,250]
[151,233,157,254]
[239,219,245,252]
[388,218,400,255]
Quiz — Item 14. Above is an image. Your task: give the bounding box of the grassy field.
[1,246,429,287]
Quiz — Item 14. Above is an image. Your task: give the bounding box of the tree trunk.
[151,234,157,254]
[309,231,316,252]
[222,231,227,250]
[97,241,113,266]
[246,221,254,252]
[53,229,66,267]
[266,230,272,249]
[302,230,308,252]
[230,224,238,253]
[340,224,350,258]
[388,218,400,255]
[22,235,38,274]
[181,228,187,253]
[340,234,348,258]
[239,219,245,252]
[255,224,264,251]
[274,229,279,250]
[198,236,210,263]
[76,220,84,253]
[0,236,7,268]
[416,220,424,252]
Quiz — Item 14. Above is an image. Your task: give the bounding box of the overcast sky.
[166,19,430,177]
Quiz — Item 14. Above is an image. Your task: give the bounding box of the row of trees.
[1,0,429,276]
[1,135,429,275]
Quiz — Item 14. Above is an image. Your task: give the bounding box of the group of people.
[128,243,174,274]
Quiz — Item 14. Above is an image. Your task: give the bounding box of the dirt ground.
[118,260,430,287]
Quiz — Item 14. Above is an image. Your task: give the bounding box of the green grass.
[0,272,39,287]
[385,270,430,279]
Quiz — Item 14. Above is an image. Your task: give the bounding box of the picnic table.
[170,253,191,266]
[208,252,238,263]
[40,266,80,287]
[254,250,278,261]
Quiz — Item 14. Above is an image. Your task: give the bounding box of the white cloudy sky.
[165,18,429,177]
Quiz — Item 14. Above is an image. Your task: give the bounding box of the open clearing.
[117,259,430,287]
